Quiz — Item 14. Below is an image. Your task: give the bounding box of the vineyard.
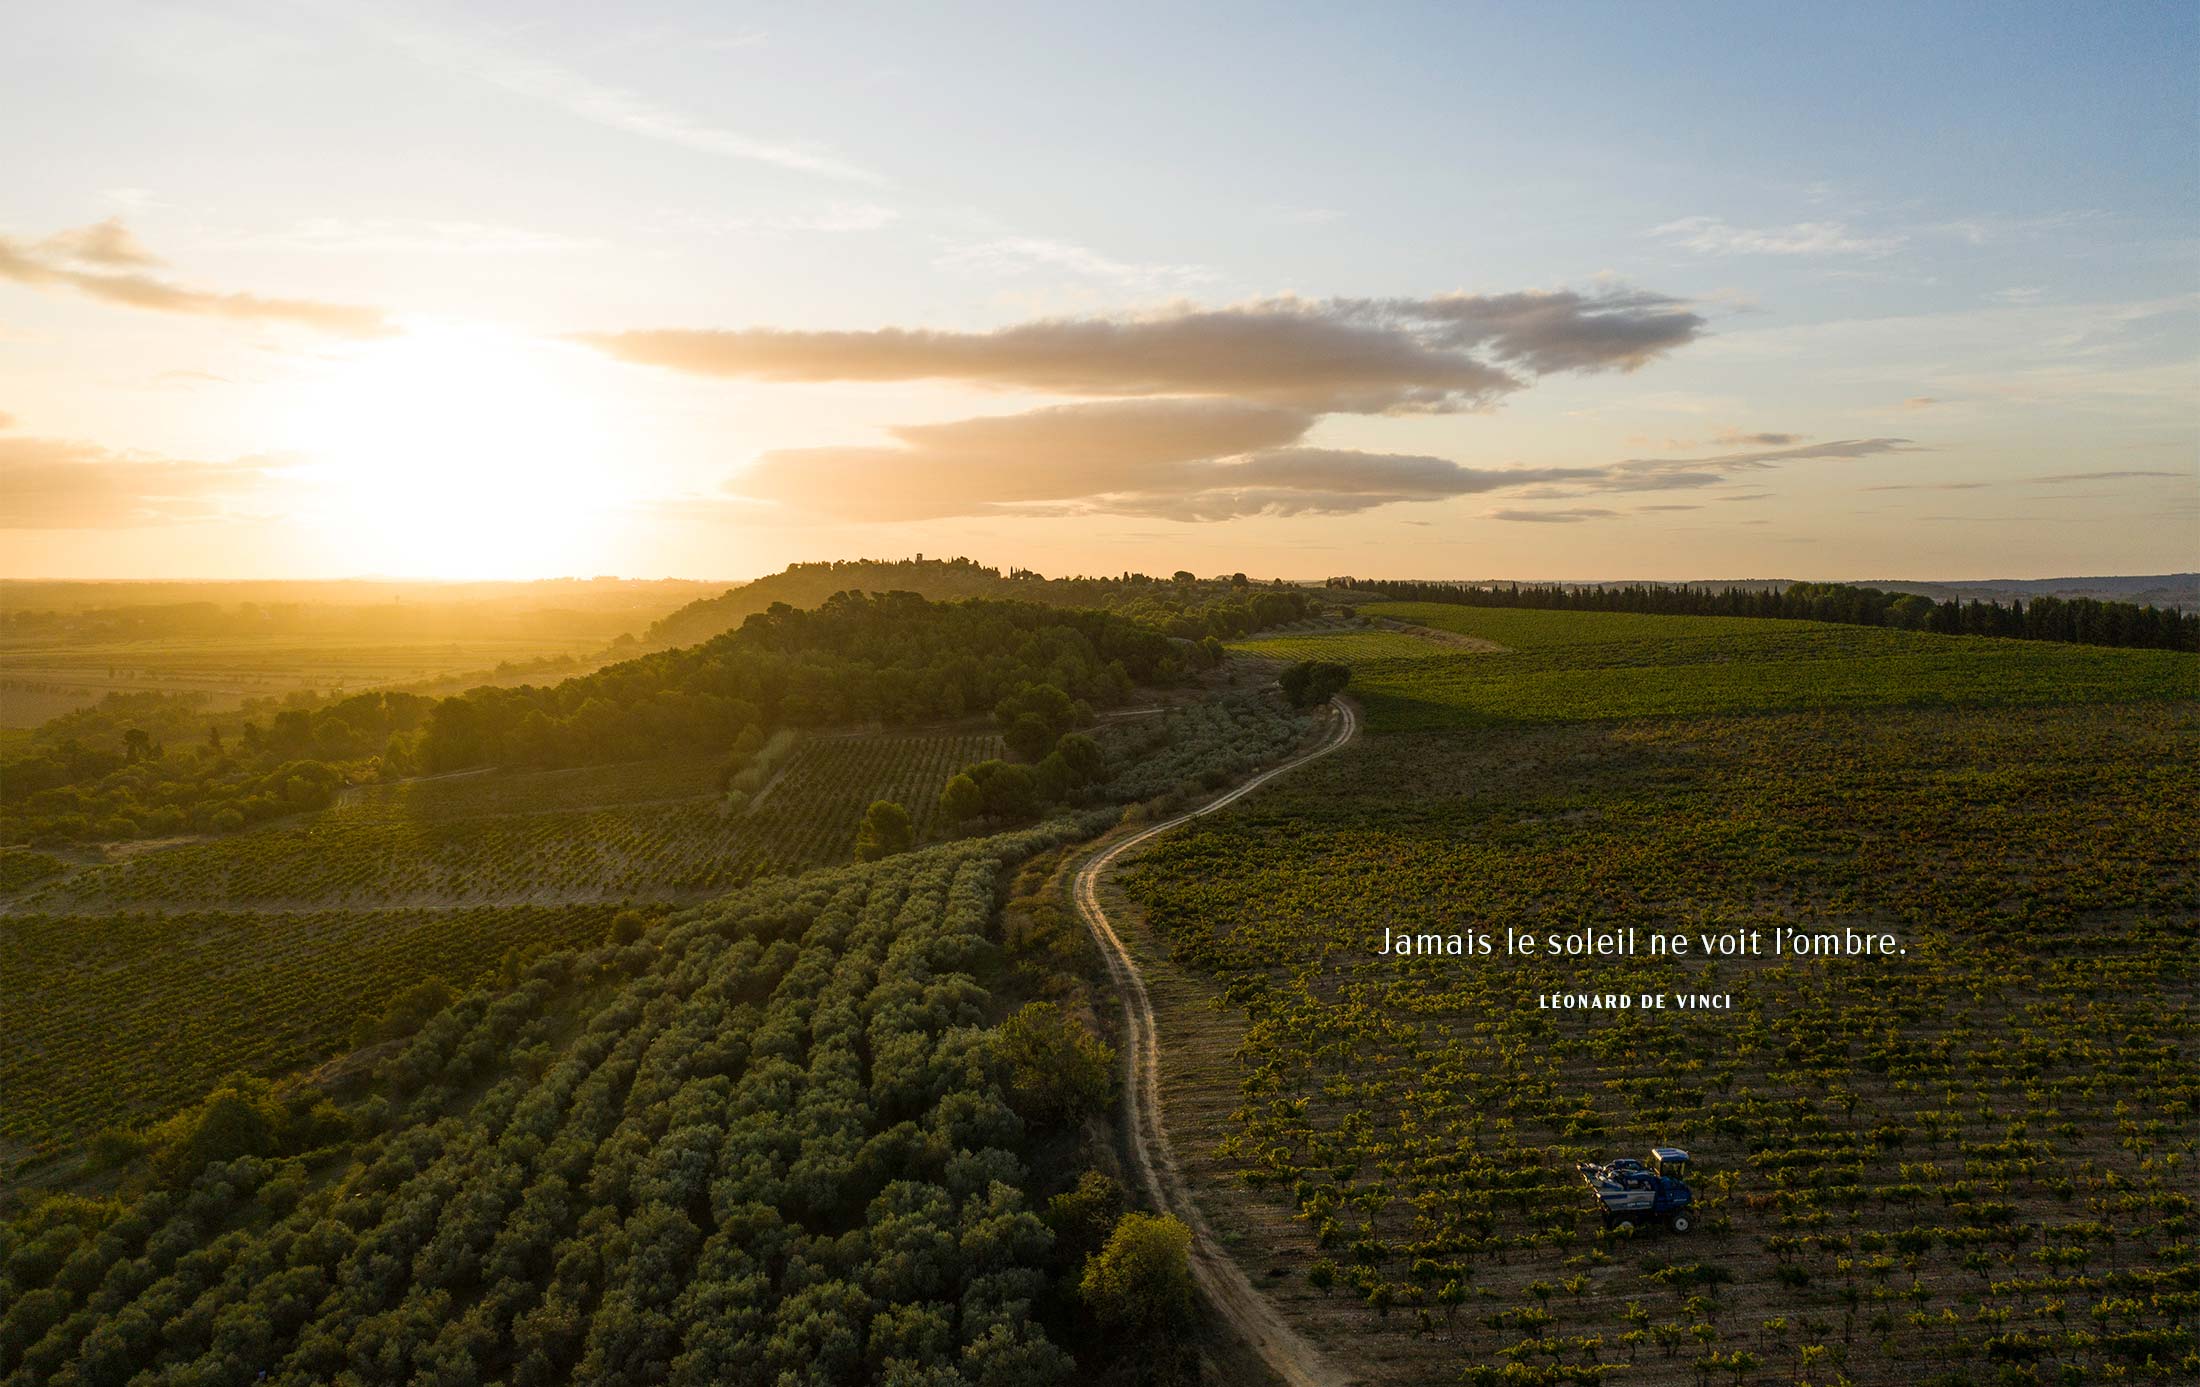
[0,729,998,1168]
[12,731,1004,912]
[0,903,624,1160]
[1233,604,2198,731]
[0,689,1327,1174]
[1124,610,2199,1384]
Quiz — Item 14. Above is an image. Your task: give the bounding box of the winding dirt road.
[1073,699,1360,1387]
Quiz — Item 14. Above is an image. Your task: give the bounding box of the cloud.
[936,237,1215,291]
[238,218,604,257]
[2029,468,2186,484]
[726,398,1611,521]
[1601,437,1923,490]
[38,217,162,268]
[1652,216,1905,256]
[1903,396,1941,410]
[0,221,392,337]
[579,288,1703,413]
[0,433,279,528]
[1484,437,1926,503]
[1486,507,1620,523]
[1863,480,1991,492]
[1863,468,2183,493]
[1636,503,1702,512]
[379,17,880,184]
[1712,427,1801,446]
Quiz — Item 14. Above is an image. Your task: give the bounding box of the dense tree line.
[1331,576,2199,651]
[404,592,1184,774]
[648,556,1317,648]
[0,692,435,845]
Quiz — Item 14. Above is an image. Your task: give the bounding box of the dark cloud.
[0,221,393,338]
[0,434,277,528]
[580,288,1702,413]
[1712,428,1802,446]
[1335,288,1706,375]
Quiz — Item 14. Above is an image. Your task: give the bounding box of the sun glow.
[276,323,627,578]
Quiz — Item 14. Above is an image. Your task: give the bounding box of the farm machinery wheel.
[1667,1211,1695,1234]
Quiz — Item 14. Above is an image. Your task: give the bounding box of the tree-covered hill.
[645,557,1315,648]
[0,588,1316,847]
[406,592,1186,774]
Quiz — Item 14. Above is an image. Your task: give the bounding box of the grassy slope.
[1230,603,2199,730]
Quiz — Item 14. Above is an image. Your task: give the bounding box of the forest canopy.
[0,588,1316,847]
[1332,576,2199,652]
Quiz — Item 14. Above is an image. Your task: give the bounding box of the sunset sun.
[278,324,625,578]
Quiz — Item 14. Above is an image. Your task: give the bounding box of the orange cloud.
[729,398,1609,522]
[0,220,392,338]
[0,431,281,528]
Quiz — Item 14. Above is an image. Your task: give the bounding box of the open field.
[1128,607,2200,1384]
[0,635,606,727]
[10,731,1005,912]
[1231,604,2199,731]
[0,577,722,726]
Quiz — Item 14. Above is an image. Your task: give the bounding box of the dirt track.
[1072,699,1360,1387]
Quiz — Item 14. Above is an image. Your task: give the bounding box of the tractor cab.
[1578,1147,1698,1233]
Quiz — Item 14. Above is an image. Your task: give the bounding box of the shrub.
[1054,733,1106,784]
[853,800,914,861]
[992,1002,1116,1126]
[938,772,983,825]
[969,761,1040,821]
[147,1083,276,1185]
[1079,1213,1196,1335]
[1279,659,1351,708]
[1045,1171,1126,1271]
[364,976,455,1044]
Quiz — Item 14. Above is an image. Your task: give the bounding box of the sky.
[3,1,2195,582]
